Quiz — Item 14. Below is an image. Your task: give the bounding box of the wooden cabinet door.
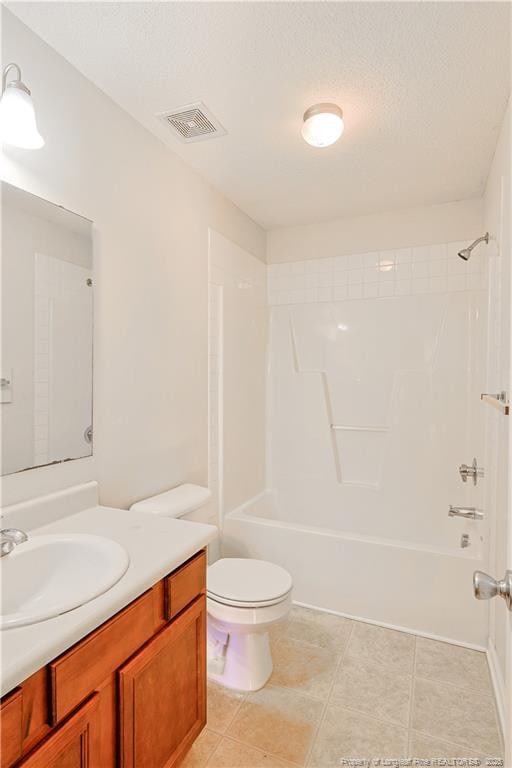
[0,689,22,768]
[119,596,206,768]
[19,695,98,768]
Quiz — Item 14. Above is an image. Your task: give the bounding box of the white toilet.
[130,484,293,692]
[207,557,292,691]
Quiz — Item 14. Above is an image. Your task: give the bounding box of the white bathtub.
[222,493,488,648]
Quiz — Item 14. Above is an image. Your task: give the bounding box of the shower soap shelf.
[480,391,510,415]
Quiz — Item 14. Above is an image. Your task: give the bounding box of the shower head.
[458,232,489,261]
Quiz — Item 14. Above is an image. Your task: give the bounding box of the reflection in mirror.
[1,182,93,475]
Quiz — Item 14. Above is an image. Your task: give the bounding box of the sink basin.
[1,533,130,629]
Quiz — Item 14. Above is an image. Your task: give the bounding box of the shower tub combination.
[216,240,490,649]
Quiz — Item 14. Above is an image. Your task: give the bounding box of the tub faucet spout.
[448,506,484,520]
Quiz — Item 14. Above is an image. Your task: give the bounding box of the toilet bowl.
[207,558,293,692]
[130,486,293,691]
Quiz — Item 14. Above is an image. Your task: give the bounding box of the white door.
[480,105,511,765]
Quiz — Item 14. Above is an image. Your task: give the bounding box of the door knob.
[473,570,512,610]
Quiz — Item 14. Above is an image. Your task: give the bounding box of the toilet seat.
[207,558,292,609]
[207,593,288,608]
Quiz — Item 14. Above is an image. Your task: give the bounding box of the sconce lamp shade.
[0,64,44,149]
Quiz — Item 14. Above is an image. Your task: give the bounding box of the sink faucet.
[1,528,28,557]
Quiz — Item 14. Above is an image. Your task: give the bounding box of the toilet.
[130,484,293,692]
[207,557,292,691]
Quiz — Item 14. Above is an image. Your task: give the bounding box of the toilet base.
[207,621,273,692]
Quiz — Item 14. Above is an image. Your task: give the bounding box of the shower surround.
[222,241,490,647]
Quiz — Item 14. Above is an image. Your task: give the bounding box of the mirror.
[1,182,93,475]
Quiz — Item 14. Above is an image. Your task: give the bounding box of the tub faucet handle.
[458,458,484,485]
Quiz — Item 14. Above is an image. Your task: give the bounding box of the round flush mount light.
[301,103,344,148]
[0,63,44,149]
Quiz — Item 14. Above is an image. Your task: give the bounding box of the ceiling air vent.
[158,101,226,143]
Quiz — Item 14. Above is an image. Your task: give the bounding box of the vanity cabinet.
[0,690,23,767]
[18,695,99,768]
[119,598,205,768]
[1,550,206,768]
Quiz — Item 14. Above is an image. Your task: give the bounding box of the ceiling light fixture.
[0,63,44,149]
[301,103,344,148]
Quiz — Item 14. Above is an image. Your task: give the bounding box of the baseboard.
[487,640,507,744]
[292,599,488,652]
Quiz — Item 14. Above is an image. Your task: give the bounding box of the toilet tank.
[130,484,213,524]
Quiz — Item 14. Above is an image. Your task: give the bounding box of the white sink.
[1,533,130,629]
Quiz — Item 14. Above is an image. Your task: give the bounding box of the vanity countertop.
[1,504,217,697]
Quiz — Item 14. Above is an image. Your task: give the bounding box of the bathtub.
[222,492,488,648]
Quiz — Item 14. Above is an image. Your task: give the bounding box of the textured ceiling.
[8,2,511,229]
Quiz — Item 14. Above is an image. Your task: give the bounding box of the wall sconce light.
[0,63,44,149]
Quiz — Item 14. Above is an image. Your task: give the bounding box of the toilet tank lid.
[129,484,211,518]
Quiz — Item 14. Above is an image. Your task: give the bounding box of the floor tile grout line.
[413,640,494,694]
[413,722,502,758]
[409,726,502,759]
[321,697,411,731]
[257,680,330,704]
[261,683,333,705]
[203,730,224,767]
[406,635,418,758]
[214,732,303,766]
[271,630,350,702]
[493,694,506,755]
[407,727,503,758]
[313,700,412,736]
[304,621,356,767]
[411,652,501,754]
[273,632,351,661]
[413,672,498,697]
[209,683,247,737]
[325,621,356,703]
[323,625,415,733]
[304,640,353,766]
[409,680,501,757]
[413,672,494,694]
[408,634,418,732]
[406,729,413,759]
[223,694,245,734]
[221,679,330,766]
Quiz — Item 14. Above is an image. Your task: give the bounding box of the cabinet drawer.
[0,688,22,768]
[50,590,155,724]
[164,550,206,620]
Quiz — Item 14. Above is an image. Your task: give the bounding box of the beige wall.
[208,231,267,520]
[1,9,265,508]
[483,98,511,736]
[267,198,484,263]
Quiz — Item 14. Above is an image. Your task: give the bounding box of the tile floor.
[184,606,503,767]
